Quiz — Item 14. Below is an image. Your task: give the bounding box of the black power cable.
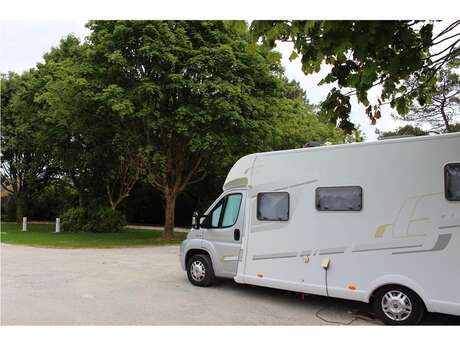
[315,263,382,325]
[315,307,357,325]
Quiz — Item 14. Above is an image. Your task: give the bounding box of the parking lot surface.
[1,244,459,325]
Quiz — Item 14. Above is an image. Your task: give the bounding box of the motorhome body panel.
[232,133,460,316]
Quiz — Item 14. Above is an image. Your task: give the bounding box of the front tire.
[372,285,425,325]
[186,254,215,287]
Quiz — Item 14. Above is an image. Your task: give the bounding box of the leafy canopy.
[251,20,460,133]
[84,20,351,235]
[1,20,356,232]
[85,21,346,185]
[392,59,460,133]
[1,70,58,221]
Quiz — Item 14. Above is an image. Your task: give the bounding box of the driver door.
[203,192,245,277]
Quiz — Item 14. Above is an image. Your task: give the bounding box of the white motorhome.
[180,133,460,324]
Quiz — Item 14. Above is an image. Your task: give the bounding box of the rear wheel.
[186,254,215,287]
[372,285,425,325]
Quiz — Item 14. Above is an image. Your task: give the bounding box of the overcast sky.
[0,20,409,141]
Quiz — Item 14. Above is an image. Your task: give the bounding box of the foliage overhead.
[1,20,357,233]
[83,20,351,237]
[250,20,460,133]
[392,59,460,133]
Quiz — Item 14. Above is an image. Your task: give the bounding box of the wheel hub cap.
[190,261,206,281]
[381,290,412,321]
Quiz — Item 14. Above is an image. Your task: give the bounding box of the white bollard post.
[22,217,27,231]
[55,218,60,233]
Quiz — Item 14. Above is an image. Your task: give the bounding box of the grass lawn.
[0,223,187,248]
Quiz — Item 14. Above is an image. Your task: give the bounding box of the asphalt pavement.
[1,244,459,325]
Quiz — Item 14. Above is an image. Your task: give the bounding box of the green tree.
[2,21,355,234]
[1,71,57,222]
[446,123,460,132]
[270,78,359,150]
[86,21,281,238]
[86,20,353,238]
[36,35,145,213]
[34,36,99,209]
[251,20,460,132]
[393,63,459,133]
[376,125,428,140]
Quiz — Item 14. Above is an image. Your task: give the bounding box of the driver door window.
[211,202,224,227]
[222,194,242,227]
[208,193,242,228]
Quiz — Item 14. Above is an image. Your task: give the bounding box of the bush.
[62,206,126,233]
[61,207,88,232]
[87,207,126,233]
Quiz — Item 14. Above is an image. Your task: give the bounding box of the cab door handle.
[233,228,240,241]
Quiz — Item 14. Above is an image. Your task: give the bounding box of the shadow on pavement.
[214,278,460,325]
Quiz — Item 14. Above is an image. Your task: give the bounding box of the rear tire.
[372,285,425,325]
[186,254,215,287]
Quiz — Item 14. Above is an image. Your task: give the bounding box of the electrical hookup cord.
[314,268,382,325]
[315,306,383,325]
[315,307,357,325]
[315,267,357,325]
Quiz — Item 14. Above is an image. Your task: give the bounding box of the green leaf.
[289,50,298,61]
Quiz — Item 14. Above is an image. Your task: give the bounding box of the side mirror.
[200,215,210,229]
[192,211,199,230]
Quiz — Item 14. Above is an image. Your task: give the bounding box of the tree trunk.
[77,189,90,209]
[15,194,27,224]
[71,174,88,209]
[440,100,450,132]
[78,192,85,208]
[163,189,177,240]
[108,198,123,210]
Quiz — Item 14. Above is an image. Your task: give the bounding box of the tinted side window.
[208,193,242,228]
[210,201,223,227]
[257,192,289,221]
[316,186,362,211]
[445,163,460,201]
[221,194,242,227]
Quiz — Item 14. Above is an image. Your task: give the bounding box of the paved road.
[1,244,459,325]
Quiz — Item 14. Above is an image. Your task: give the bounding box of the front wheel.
[186,254,215,287]
[372,285,425,325]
